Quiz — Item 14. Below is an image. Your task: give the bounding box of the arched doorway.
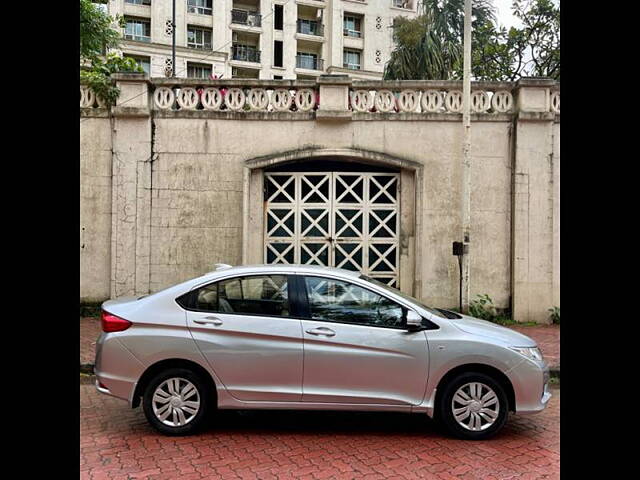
[243,148,423,295]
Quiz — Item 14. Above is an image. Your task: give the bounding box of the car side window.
[194,275,290,317]
[303,276,404,328]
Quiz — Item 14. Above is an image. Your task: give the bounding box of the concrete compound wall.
[80,75,560,322]
[80,116,113,302]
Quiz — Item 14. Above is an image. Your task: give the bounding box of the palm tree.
[384,0,496,80]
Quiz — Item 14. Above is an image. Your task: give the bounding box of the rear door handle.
[193,316,223,326]
[305,327,335,337]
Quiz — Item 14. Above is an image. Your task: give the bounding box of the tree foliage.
[385,0,496,80]
[509,0,560,80]
[384,0,560,81]
[80,0,122,63]
[80,0,142,106]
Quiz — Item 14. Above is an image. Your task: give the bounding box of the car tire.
[142,367,212,436]
[437,372,509,440]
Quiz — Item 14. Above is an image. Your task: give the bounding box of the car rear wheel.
[437,372,509,440]
[142,367,211,436]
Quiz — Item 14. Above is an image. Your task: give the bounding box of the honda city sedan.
[95,264,550,440]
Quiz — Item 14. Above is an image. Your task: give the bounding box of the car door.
[298,275,429,405]
[185,273,303,402]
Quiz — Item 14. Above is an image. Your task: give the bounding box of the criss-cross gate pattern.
[265,172,400,287]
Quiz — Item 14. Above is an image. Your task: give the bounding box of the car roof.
[206,264,361,278]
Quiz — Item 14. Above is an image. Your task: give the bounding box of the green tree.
[509,0,560,80]
[80,0,121,63]
[384,0,496,80]
[384,0,560,81]
[80,0,143,106]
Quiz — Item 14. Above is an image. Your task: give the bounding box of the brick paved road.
[81,317,102,366]
[80,381,559,480]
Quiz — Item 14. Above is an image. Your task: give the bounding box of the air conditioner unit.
[232,32,238,42]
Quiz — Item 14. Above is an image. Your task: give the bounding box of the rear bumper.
[94,332,144,405]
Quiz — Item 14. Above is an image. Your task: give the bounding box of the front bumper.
[507,359,552,414]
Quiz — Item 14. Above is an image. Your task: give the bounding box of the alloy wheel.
[451,382,500,431]
[151,377,201,427]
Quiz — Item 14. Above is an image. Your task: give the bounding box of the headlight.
[510,346,543,362]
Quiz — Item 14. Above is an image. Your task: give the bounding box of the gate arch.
[242,148,424,295]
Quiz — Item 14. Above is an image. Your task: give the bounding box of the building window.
[124,17,151,42]
[124,55,151,75]
[125,0,151,5]
[92,0,108,14]
[274,75,283,79]
[343,49,361,70]
[274,4,284,30]
[343,15,362,38]
[273,40,283,67]
[296,52,321,70]
[231,44,261,63]
[297,19,323,36]
[187,62,212,79]
[187,26,212,49]
[392,0,413,8]
[231,9,263,27]
[187,0,212,16]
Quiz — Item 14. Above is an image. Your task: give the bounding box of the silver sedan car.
[95,264,550,440]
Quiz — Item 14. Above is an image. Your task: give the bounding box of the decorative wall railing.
[348,82,519,114]
[80,78,560,116]
[80,84,106,108]
[150,80,320,112]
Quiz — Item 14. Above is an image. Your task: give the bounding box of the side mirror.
[406,310,423,331]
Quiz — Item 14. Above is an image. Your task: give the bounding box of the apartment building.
[103,0,419,80]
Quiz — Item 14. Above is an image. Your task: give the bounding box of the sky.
[493,0,560,30]
[493,0,522,29]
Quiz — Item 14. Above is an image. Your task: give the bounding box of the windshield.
[359,275,447,318]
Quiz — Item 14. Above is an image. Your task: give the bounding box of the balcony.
[343,28,362,38]
[392,0,413,8]
[231,44,261,63]
[124,33,151,43]
[231,9,262,27]
[296,55,324,71]
[297,20,323,37]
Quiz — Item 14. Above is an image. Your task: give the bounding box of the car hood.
[448,314,537,347]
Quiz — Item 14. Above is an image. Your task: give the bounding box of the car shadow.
[206,409,441,437]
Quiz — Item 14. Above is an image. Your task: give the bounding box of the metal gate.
[264,172,400,287]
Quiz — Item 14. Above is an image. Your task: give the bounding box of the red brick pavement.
[81,317,102,366]
[80,316,560,370]
[80,382,559,480]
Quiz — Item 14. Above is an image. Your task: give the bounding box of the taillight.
[101,310,132,333]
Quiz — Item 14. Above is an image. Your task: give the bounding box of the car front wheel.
[437,372,509,440]
[142,367,211,436]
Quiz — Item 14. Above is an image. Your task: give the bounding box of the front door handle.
[193,316,223,326]
[305,327,336,337]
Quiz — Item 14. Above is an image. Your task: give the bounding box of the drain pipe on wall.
[460,0,472,313]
